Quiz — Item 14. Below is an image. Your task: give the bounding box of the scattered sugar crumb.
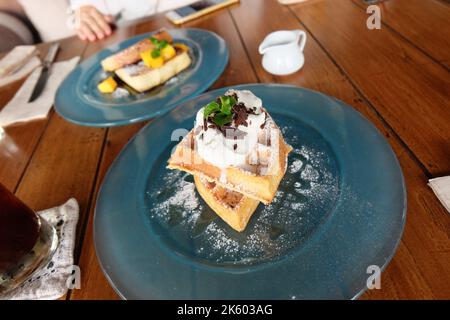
[290,159,303,173]
[300,165,319,182]
[151,172,200,222]
[112,87,130,99]
[204,223,240,255]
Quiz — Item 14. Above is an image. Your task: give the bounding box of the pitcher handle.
[295,30,307,52]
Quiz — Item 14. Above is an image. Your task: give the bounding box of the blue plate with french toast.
[55,28,228,127]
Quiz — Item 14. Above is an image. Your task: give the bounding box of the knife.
[28,43,60,103]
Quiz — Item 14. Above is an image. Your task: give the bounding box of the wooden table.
[1,0,449,300]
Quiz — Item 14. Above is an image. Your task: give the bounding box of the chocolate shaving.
[232,103,250,127]
[260,111,267,129]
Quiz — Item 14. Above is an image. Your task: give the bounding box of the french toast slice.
[100,30,172,72]
[194,176,260,232]
[114,51,191,92]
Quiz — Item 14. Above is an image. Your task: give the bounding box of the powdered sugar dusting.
[146,123,340,265]
[149,172,200,223]
[204,223,240,255]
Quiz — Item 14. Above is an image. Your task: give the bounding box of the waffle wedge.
[194,176,260,232]
[167,122,292,205]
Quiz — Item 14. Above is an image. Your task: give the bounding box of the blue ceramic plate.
[55,28,228,127]
[94,84,406,299]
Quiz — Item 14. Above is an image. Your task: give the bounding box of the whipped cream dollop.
[194,89,273,171]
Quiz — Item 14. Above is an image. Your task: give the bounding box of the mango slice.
[140,49,164,68]
[97,76,117,93]
[161,45,176,61]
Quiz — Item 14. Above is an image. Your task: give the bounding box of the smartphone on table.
[166,0,240,25]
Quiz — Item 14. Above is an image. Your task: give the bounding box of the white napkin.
[429,176,450,213]
[0,198,79,300]
[0,56,41,87]
[0,56,79,127]
[0,45,38,78]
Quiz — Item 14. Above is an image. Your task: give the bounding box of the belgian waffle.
[167,89,292,231]
[194,176,260,232]
[167,119,292,204]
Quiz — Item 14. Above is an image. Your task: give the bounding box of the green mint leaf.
[159,40,168,49]
[228,96,236,107]
[203,102,220,118]
[150,37,159,45]
[219,96,236,114]
[213,113,233,126]
[202,96,237,126]
[219,96,228,107]
[151,49,160,58]
[221,103,231,115]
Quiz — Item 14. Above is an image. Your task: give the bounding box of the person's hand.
[75,5,114,41]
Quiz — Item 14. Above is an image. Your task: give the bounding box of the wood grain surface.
[0,0,448,300]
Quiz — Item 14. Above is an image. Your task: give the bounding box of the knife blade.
[28,43,60,103]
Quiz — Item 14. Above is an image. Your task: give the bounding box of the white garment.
[70,0,199,21]
[18,0,75,42]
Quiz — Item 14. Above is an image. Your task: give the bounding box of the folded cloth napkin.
[0,45,37,77]
[0,198,79,300]
[429,176,450,213]
[0,56,79,127]
[0,45,41,87]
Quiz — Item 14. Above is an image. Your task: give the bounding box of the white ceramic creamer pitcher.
[259,30,307,76]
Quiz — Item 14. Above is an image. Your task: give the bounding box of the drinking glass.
[0,183,58,294]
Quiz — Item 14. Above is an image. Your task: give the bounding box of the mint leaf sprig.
[203,95,237,126]
[149,37,169,58]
